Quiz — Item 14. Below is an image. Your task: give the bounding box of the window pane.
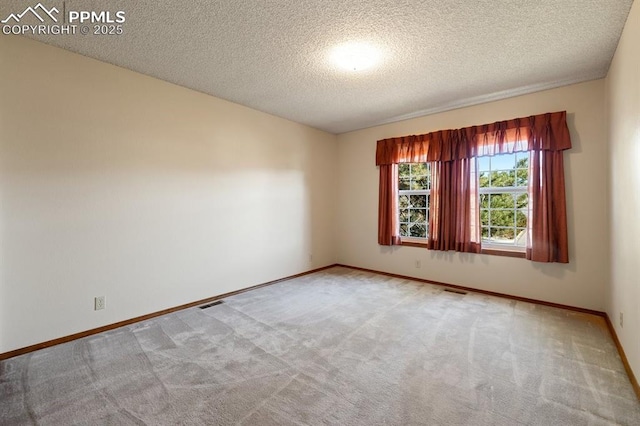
[411,176,428,190]
[492,153,516,170]
[399,209,409,222]
[480,209,489,227]
[398,163,410,177]
[516,153,529,169]
[492,210,515,227]
[411,163,428,176]
[479,171,490,188]
[477,156,490,172]
[516,169,528,186]
[516,193,528,209]
[481,227,489,238]
[409,195,427,208]
[516,211,527,228]
[489,193,515,209]
[399,195,409,209]
[410,223,426,238]
[400,223,409,236]
[491,227,515,240]
[491,170,516,187]
[399,178,410,190]
[410,209,427,224]
[480,194,490,208]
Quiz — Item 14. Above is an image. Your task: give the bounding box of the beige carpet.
[1,266,639,425]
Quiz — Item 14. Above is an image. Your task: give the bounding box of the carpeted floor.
[1,266,639,425]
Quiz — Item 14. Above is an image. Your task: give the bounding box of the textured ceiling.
[2,0,634,134]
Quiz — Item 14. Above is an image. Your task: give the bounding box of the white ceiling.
[3,0,634,134]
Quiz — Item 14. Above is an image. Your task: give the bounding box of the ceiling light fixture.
[330,42,381,72]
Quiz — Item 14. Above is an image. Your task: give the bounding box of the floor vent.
[443,288,467,295]
[199,300,224,309]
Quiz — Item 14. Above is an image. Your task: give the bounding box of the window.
[378,111,570,263]
[397,154,531,251]
[398,163,430,240]
[478,153,529,251]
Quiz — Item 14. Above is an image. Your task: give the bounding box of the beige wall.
[337,80,608,311]
[0,37,337,354]
[606,0,640,381]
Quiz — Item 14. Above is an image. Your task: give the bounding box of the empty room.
[1,0,639,425]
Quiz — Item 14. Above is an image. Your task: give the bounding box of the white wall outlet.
[619,312,623,327]
[95,296,105,311]
[415,260,421,268]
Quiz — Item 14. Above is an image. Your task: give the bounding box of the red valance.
[376,111,571,165]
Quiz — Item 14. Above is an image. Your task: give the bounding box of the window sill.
[399,240,428,248]
[480,248,526,259]
[399,240,526,259]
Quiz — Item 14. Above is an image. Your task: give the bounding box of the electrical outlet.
[415,260,421,268]
[619,312,623,328]
[95,296,105,311]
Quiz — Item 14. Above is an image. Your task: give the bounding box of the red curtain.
[527,150,569,263]
[378,164,401,245]
[376,112,571,165]
[376,111,571,263]
[428,158,481,253]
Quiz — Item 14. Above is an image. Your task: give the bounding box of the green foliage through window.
[397,153,530,248]
[479,153,529,247]
[398,163,430,239]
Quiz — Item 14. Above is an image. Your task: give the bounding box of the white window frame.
[477,153,529,252]
[395,155,530,251]
[398,163,430,243]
